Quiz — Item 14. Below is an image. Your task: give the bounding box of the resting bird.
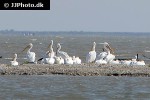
[41,52,55,64]
[72,56,82,64]
[86,42,96,63]
[103,42,115,63]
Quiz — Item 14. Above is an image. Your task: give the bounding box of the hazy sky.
[0,0,150,32]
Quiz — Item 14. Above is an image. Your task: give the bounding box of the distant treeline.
[0,30,150,36]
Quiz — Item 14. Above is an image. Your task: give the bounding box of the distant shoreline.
[0,64,150,76]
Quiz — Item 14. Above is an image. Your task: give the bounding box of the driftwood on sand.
[0,64,150,76]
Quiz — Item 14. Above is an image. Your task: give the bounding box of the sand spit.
[0,64,150,76]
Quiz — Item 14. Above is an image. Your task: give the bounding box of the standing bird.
[56,43,70,59]
[22,43,36,63]
[86,42,96,63]
[47,40,55,58]
[10,53,19,66]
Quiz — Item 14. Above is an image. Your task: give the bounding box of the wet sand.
[0,64,150,76]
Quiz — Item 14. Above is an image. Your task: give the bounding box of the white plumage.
[47,40,55,58]
[56,43,70,59]
[72,56,82,64]
[10,53,19,66]
[102,42,115,63]
[65,57,73,65]
[95,59,107,65]
[22,43,36,63]
[55,56,64,64]
[86,42,96,63]
[42,52,55,64]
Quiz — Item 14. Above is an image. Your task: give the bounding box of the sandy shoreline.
[0,64,150,76]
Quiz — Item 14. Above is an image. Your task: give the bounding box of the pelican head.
[48,40,54,49]
[100,42,114,54]
[57,43,61,50]
[93,42,96,45]
[22,43,33,52]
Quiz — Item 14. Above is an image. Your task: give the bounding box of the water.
[0,32,150,64]
[0,32,150,99]
[0,75,150,100]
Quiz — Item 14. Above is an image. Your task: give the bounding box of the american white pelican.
[75,56,82,64]
[95,59,107,65]
[22,43,36,63]
[121,59,132,65]
[10,53,19,66]
[96,48,108,60]
[101,42,115,63]
[55,56,64,64]
[56,43,69,59]
[72,56,82,64]
[130,54,145,66]
[86,42,96,63]
[65,57,73,65]
[72,56,77,64]
[110,59,121,65]
[47,40,55,58]
[41,52,55,64]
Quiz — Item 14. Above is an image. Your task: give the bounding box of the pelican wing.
[58,51,69,59]
[96,52,107,60]
[27,52,36,62]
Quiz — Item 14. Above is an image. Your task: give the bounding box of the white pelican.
[100,42,115,63]
[72,56,77,64]
[56,43,70,59]
[130,54,145,66]
[95,59,107,65]
[86,42,96,63]
[96,48,108,60]
[47,40,55,58]
[55,56,64,64]
[72,56,82,64]
[22,43,36,63]
[110,59,121,65]
[65,57,73,65]
[41,52,55,64]
[10,53,19,66]
[121,60,132,66]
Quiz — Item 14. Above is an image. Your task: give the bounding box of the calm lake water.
[0,32,150,99]
[0,75,150,100]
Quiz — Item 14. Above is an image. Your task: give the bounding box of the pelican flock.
[6,40,146,66]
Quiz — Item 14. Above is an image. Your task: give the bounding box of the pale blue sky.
[0,0,150,32]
